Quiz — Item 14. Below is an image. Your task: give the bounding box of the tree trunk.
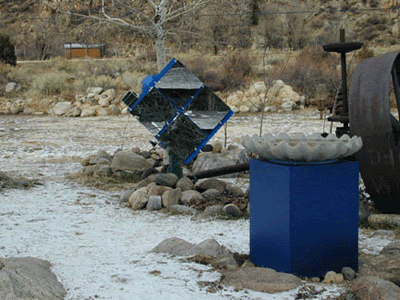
[155,37,167,72]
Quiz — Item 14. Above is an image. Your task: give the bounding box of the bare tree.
[43,0,210,71]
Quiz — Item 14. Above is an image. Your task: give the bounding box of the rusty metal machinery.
[349,50,400,213]
[323,29,363,137]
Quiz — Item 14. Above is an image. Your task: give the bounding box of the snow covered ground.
[0,110,396,299]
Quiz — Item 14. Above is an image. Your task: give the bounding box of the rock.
[148,185,172,196]
[223,204,242,217]
[9,102,24,114]
[176,176,193,191]
[162,188,182,208]
[120,189,135,204]
[202,188,221,199]
[110,105,120,115]
[180,190,204,206]
[277,86,300,103]
[81,108,97,117]
[194,178,227,193]
[65,106,82,117]
[0,257,66,300]
[212,141,223,153]
[281,100,297,111]
[359,242,400,285]
[246,81,267,97]
[135,174,157,189]
[239,105,250,113]
[380,241,400,255]
[351,276,400,300]
[359,200,371,225]
[323,271,344,283]
[53,101,72,116]
[98,95,111,107]
[226,91,245,107]
[368,214,400,228]
[170,204,197,215]
[87,87,103,95]
[227,185,245,197]
[97,107,108,116]
[128,187,149,209]
[89,150,112,165]
[192,149,249,179]
[111,151,152,172]
[221,267,301,293]
[147,195,162,211]
[152,237,195,255]
[5,82,21,93]
[264,105,277,112]
[93,165,113,176]
[155,173,179,188]
[341,267,357,281]
[152,238,236,269]
[202,205,224,217]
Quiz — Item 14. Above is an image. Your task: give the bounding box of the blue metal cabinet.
[250,159,359,278]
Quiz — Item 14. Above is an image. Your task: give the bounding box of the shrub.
[0,34,16,66]
[220,53,252,91]
[280,46,340,100]
[31,71,72,96]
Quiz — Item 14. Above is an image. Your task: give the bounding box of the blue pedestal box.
[249,159,359,278]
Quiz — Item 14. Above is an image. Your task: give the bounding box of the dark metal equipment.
[349,49,400,213]
[323,29,363,137]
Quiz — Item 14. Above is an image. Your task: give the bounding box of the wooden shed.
[64,43,105,59]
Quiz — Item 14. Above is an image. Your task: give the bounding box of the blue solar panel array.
[122,58,234,164]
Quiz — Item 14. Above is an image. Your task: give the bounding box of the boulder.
[359,241,400,285]
[87,87,103,95]
[81,108,96,117]
[202,205,224,217]
[162,188,182,208]
[170,204,197,215]
[323,271,344,283]
[110,105,120,115]
[120,189,135,204]
[147,195,162,211]
[351,276,400,300]
[65,106,82,117]
[192,148,249,178]
[194,178,227,193]
[5,82,21,93]
[0,257,66,300]
[176,176,194,191]
[223,204,242,217]
[202,188,221,199]
[128,187,149,209]
[180,190,204,206]
[221,267,301,293]
[155,173,179,188]
[53,102,72,116]
[148,185,172,196]
[281,100,297,111]
[341,267,357,281]
[151,238,237,269]
[111,151,152,172]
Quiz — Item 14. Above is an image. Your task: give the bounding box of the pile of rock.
[4,79,305,116]
[80,142,250,217]
[49,87,123,117]
[226,80,306,113]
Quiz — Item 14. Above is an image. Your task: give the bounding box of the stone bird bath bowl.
[242,132,363,163]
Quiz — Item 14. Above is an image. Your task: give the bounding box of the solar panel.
[122,58,234,164]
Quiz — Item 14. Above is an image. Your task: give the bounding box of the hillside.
[0,0,400,60]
